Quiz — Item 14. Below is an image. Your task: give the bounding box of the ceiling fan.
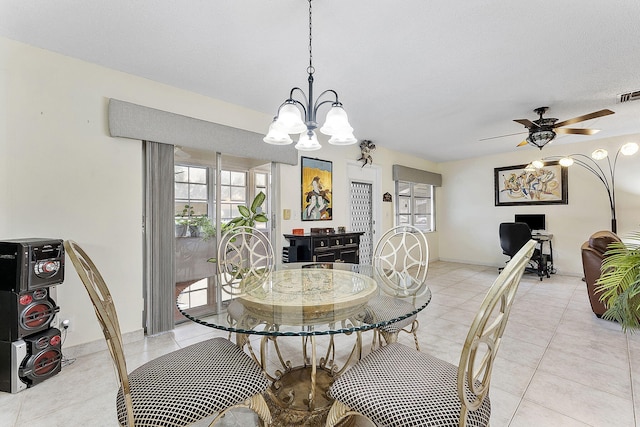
[512,106,615,149]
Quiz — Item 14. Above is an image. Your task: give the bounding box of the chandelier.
[263,0,357,151]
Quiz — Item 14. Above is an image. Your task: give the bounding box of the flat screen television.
[514,214,545,231]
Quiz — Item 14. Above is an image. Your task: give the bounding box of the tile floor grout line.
[507,280,582,426]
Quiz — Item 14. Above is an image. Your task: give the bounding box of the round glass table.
[177,262,432,426]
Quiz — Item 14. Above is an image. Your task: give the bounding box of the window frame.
[394,180,435,232]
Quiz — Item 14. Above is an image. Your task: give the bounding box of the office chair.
[499,222,548,280]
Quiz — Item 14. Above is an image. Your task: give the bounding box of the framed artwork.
[301,157,332,220]
[494,161,568,206]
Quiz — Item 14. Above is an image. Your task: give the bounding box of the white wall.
[0,37,272,347]
[438,135,640,276]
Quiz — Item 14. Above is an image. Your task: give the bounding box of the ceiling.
[2,0,640,162]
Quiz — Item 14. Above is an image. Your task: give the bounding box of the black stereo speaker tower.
[0,328,62,393]
[0,238,65,393]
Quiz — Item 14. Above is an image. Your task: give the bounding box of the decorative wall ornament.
[358,140,376,167]
[383,192,392,202]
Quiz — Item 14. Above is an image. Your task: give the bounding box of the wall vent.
[619,90,640,103]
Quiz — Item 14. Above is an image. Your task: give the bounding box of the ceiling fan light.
[591,148,608,160]
[528,130,555,148]
[276,103,307,134]
[620,142,639,156]
[295,131,322,151]
[559,157,574,167]
[328,132,358,146]
[263,120,293,145]
[320,104,353,135]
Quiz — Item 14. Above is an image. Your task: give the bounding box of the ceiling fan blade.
[514,119,536,128]
[516,140,529,147]
[555,128,600,135]
[554,109,614,128]
[479,131,527,141]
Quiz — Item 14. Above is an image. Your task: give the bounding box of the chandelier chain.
[308,0,314,75]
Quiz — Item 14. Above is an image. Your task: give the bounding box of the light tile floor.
[1,261,638,427]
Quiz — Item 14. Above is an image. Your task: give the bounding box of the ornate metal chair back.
[217,227,274,295]
[373,225,429,296]
[63,240,135,426]
[457,239,536,422]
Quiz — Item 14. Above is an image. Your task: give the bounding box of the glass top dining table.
[177,262,433,337]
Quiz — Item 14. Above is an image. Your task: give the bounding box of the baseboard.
[436,257,499,268]
[63,328,144,358]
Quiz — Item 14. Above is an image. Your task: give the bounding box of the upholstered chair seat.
[329,342,491,427]
[117,338,270,427]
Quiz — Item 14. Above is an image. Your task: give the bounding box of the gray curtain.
[143,141,175,335]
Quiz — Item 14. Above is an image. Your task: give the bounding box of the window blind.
[392,164,442,187]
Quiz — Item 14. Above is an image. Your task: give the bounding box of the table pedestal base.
[264,366,354,427]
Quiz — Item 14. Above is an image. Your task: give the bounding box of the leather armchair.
[581,230,622,317]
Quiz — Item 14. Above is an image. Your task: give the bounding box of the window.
[219,170,247,223]
[175,165,209,219]
[395,181,434,231]
[176,164,269,229]
[253,171,269,230]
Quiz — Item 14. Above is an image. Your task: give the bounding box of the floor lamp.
[529,142,639,233]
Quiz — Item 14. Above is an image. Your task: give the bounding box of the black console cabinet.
[283,232,364,263]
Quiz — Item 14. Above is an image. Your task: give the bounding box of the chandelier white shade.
[295,131,322,151]
[263,119,293,145]
[263,0,357,151]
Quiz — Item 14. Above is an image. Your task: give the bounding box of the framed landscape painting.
[494,161,568,206]
[301,157,332,220]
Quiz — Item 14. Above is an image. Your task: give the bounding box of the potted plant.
[227,191,268,228]
[189,214,211,238]
[201,191,268,239]
[175,205,194,237]
[205,191,268,261]
[596,231,640,332]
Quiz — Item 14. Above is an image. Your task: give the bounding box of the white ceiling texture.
[2,0,640,162]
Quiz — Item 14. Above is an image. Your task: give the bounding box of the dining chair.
[217,226,274,352]
[217,226,274,296]
[63,240,272,427]
[326,239,536,427]
[366,225,429,350]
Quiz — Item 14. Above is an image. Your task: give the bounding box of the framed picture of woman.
[301,157,332,221]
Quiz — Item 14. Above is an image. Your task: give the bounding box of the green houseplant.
[175,205,194,237]
[596,231,640,332]
[201,191,268,241]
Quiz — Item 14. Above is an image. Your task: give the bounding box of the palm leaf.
[596,231,640,333]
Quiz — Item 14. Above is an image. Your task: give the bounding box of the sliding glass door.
[174,151,271,323]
